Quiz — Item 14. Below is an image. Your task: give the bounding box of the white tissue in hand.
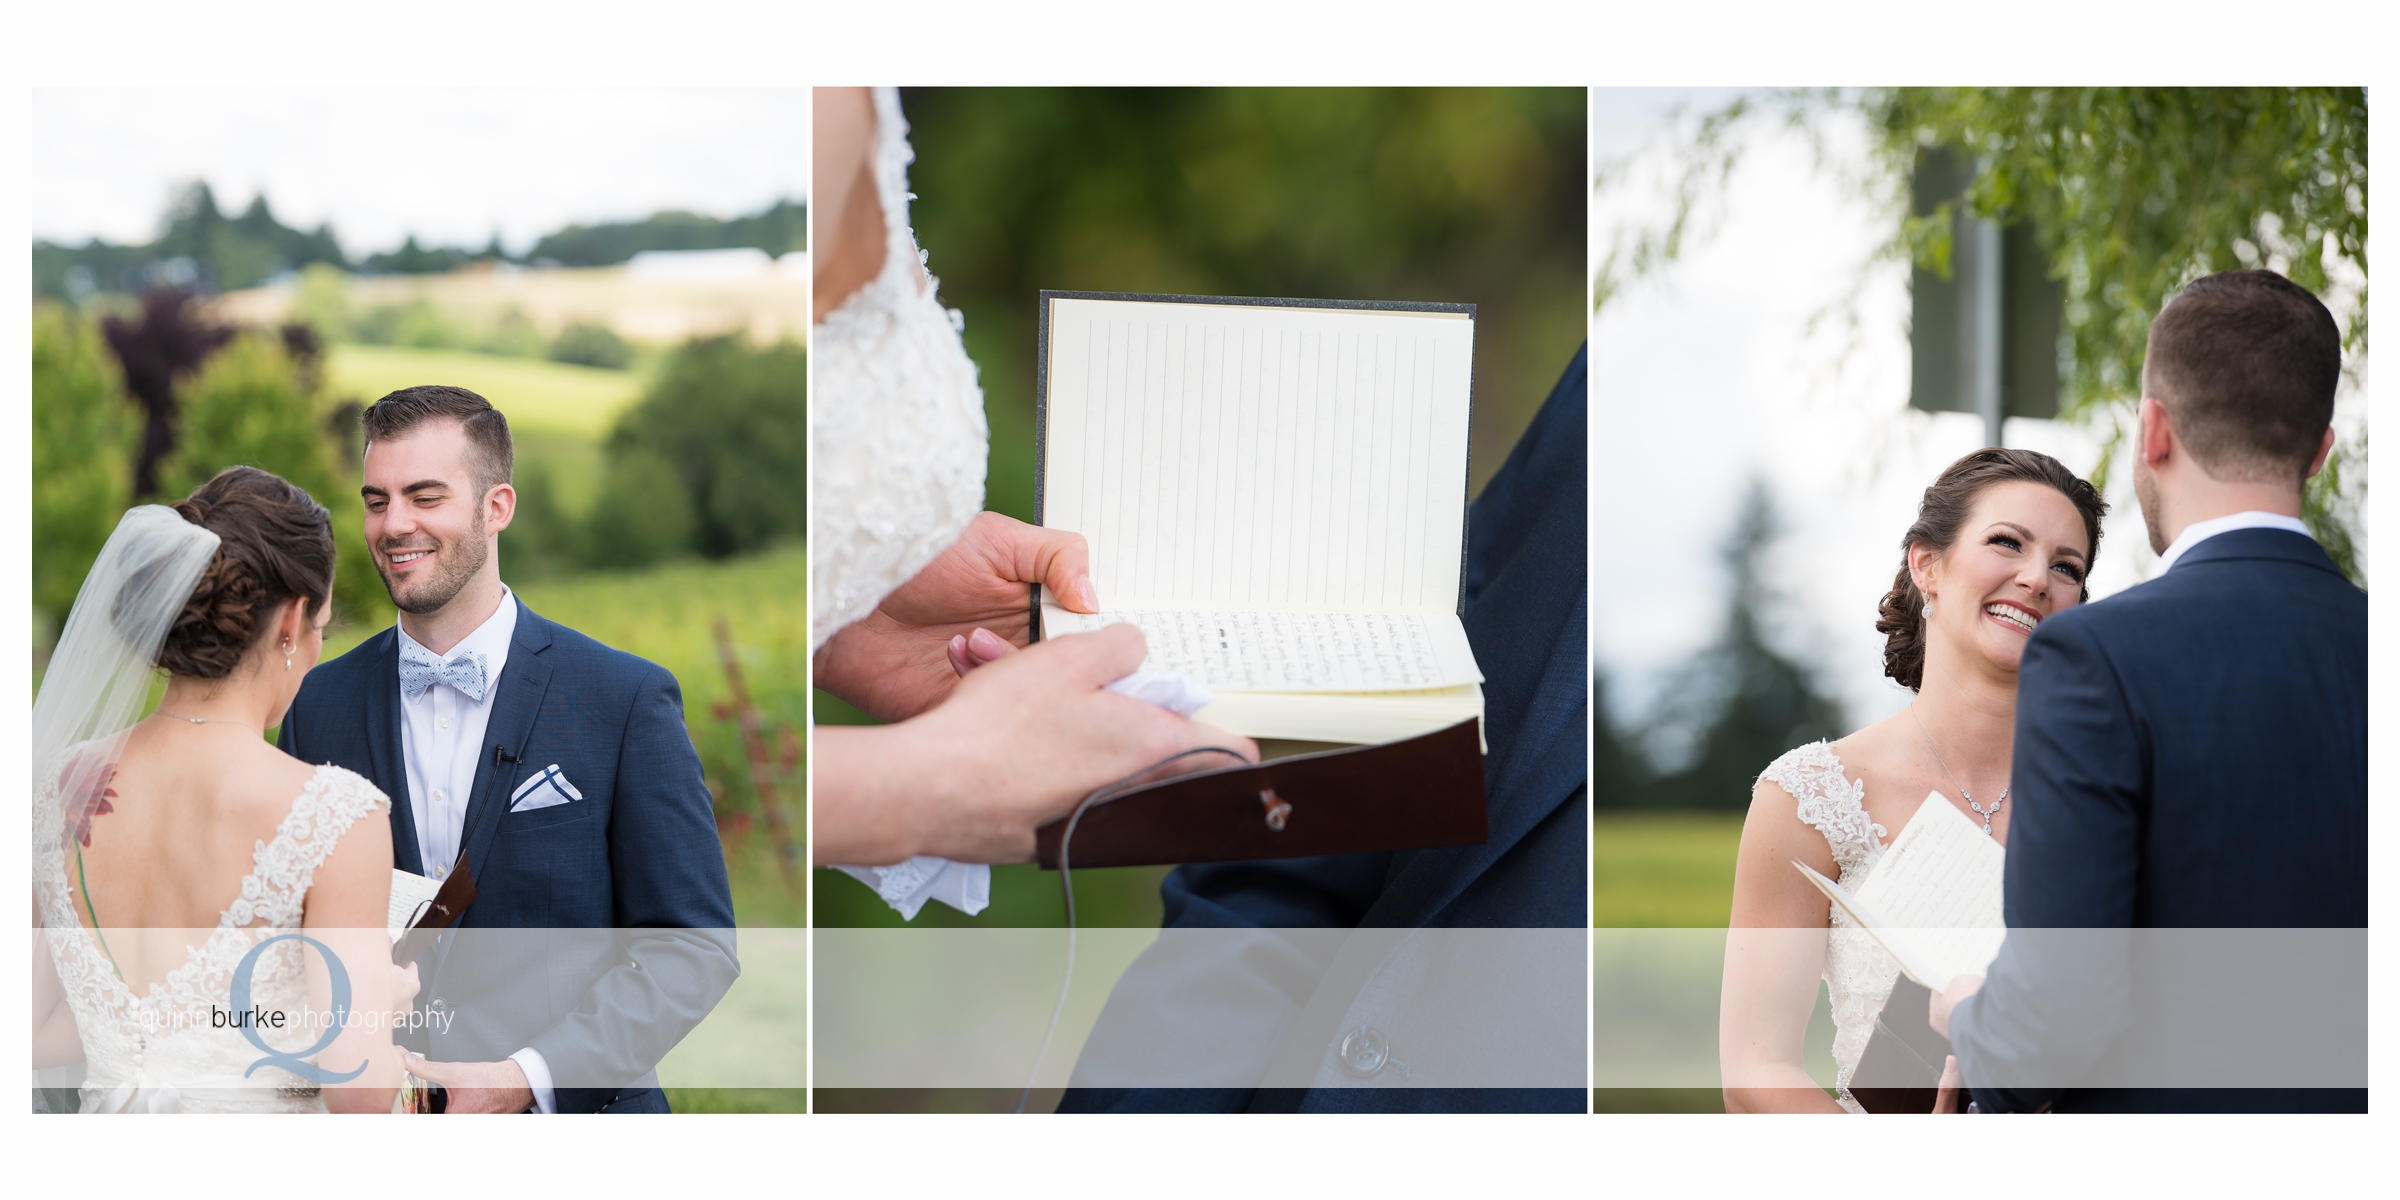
[833,856,990,922]
[1104,669,1214,717]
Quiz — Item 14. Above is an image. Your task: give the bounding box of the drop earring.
[1923,596,1937,621]
[283,638,294,672]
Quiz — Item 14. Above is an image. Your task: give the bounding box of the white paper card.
[1793,792,2006,987]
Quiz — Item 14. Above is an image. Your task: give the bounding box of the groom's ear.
[482,481,517,537]
[2138,397,2178,469]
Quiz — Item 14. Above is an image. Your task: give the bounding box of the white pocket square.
[509,765,584,812]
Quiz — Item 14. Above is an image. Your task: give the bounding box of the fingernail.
[1075,576,1098,611]
[969,627,1009,659]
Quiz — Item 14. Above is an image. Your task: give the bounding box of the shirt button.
[1336,1027,1390,1079]
[438,717,451,730]
[432,789,445,803]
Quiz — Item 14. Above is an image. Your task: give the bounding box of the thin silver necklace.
[154,710,264,733]
[1909,703,2005,836]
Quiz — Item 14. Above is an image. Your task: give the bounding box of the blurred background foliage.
[903,85,1588,520]
[34,182,804,298]
[1597,86,2368,583]
[812,86,1587,933]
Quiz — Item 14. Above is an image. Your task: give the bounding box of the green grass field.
[1591,811,1744,927]
[328,344,644,438]
[1594,811,1736,1115]
[1591,811,1848,1113]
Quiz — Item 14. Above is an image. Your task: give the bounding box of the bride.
[32,467,414,1113]
[1719,447,2107,1113]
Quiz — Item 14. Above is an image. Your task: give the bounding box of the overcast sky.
[1586,88,2154,745]
[33,88,808,257]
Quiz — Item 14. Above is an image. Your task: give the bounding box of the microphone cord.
[1014,745,1255,1114]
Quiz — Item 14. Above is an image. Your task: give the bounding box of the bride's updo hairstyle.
[146,466,336,679]
[1876,447,2107,690]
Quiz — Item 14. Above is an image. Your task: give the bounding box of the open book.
[1034,292,1484,746]
[1793,792,2005,988]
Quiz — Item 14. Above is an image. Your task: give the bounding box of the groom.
[279,385,737,1113]
[1932,270,2366,1112]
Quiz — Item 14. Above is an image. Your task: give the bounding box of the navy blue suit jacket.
[1061,345,1590,1114]
[279,601,737,1113]
[1950,528,2366,1113]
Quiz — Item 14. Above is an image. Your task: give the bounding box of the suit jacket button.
[1336,1027,1389,1079]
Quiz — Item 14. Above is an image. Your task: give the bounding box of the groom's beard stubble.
[379,514,489,615]
[2133,456,2169,556]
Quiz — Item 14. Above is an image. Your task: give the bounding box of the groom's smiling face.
[361,419,509,615]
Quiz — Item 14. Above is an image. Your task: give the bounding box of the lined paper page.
[389,868,442,942]
[1043,298,1475,614]
[1794,862,1952,988]
[1853,794,2007,982]
[1044,603,1482,692]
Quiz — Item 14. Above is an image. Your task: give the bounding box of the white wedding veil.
[31,505,221,879]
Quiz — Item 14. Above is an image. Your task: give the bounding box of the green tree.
[583,449,697,571]
[34,183,352,299]
[1601,481,1846,811]
[156,334,390,628]
[1596,87,2368,581]
[31,305,137,645]
[501,459,588,580]
[526,200,806,267]
[603,335,807,562]
[550,321,634,369]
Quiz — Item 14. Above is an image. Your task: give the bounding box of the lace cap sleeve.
[240,767,392,925]
[1757,741,1886,877]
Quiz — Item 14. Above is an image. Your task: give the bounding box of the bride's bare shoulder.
[222,741,383,822]
[1827,712,1913,781]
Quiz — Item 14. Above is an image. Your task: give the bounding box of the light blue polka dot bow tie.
[399,644,489,702]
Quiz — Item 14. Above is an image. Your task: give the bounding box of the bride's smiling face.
[1913,480,2092,675]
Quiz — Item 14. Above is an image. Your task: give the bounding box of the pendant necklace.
[154,711,264,733]
[1909,703,2005,836]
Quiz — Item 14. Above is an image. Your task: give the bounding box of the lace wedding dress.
[35,760,391,1114]
[1758,740,1899,1114]
[810,86,992,919]
[809,85,989,657]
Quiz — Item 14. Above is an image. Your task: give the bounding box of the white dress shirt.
[394,588,555,1113]
[2156,510,2313,574]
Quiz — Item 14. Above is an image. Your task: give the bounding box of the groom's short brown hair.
[360,384,515,498]
[2144,270,2341,485]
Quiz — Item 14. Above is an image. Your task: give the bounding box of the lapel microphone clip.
[494,745,524,765]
